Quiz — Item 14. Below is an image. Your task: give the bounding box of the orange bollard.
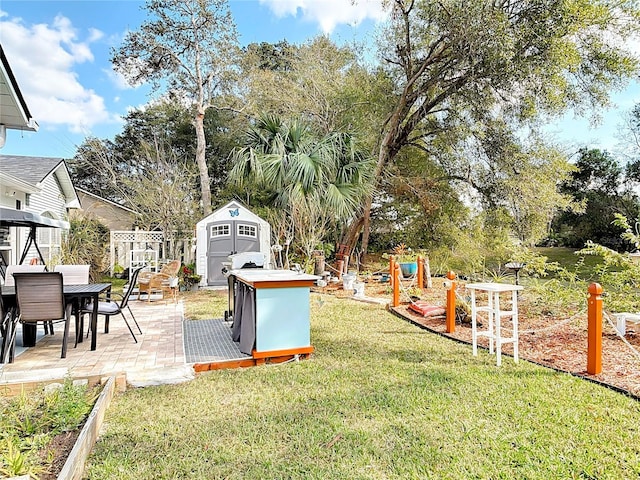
[389,255,395,289]
[392,263,401,307]
[587,283,603,375]
[417,256,424,289]
[445,271,456,333]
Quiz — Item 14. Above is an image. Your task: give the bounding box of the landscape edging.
[56,376,116,480]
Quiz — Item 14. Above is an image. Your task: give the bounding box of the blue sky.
[0,0,638,160]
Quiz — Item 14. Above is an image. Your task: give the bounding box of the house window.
[25,194,30,206]
[237,224,257,238]
[0,227,9,248]
[36,212,62,264]
[15,199,21,210]
[210,224,230,238]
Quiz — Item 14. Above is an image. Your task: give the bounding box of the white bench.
[612,313,640,335]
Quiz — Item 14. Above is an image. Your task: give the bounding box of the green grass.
[84,292,640,479]
[0,379,99,478]
[533,247,609,279]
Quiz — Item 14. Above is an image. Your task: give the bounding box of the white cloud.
[0,11,114,133]
[260,0,388,33]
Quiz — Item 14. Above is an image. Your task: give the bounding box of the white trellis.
[110,230,196,276]
[110,230,164,275]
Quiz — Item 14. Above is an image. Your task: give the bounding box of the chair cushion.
[85,301,120,315]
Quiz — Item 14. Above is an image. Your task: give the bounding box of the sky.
[0,0,638,161]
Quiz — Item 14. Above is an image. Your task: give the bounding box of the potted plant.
[112,263,125,279]
[392,243,418,277]
[180,263,202,291]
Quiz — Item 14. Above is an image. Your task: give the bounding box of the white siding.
[11,174,69,266]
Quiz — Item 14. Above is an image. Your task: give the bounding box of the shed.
[196,201,271,286]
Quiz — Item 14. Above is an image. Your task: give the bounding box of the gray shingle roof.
[0,155,64,186]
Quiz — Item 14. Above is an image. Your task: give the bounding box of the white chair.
[54,265,90,285]
[3,265,46,287]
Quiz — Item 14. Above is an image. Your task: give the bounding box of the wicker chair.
[137,260,181,302]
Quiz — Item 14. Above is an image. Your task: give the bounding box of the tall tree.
[552,148,640,248]
[111,0,240,215]
[228,114,374,262]
[346,0,640,252]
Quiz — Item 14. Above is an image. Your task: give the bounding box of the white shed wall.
[195,201,271,285]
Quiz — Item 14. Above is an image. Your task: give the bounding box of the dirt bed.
[315,279,640,398]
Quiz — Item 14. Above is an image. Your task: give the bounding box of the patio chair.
[1,285,18,363]
[13,272,73,359]
[54,264,91,342]
[82,266,143,343]
[138,260,181,302]
[54,264,90,284]
[2,264,46,286]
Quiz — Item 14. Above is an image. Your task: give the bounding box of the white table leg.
[487,290,494,354]
[494,292,501,366]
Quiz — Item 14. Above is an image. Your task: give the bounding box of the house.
[0,44,38,149]
[73,188,137,231]
[0,155,79,267]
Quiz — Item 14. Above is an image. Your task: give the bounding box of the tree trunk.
[195,110,212,215]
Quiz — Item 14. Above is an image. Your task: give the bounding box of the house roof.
[76,188,139,215]
[0,45,38,132]
[0,154,79,208]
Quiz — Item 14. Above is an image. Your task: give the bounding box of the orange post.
[392,263,401,307]
[587,283,603,375]
[417,256,424,289]
[389,255,395,289]
[445,271,456,333]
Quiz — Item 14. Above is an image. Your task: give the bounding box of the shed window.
[237,224,257,238]
[210,224,230,237]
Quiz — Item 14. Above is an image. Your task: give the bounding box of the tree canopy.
[345,0,640,252]
[111,0,240,215]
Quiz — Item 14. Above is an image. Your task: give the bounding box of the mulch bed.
[314,279,640,399]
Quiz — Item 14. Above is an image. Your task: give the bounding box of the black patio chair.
[82,266,143,343]
[13,272,73,359]
[1,284,18,363]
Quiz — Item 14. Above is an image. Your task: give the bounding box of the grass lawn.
[85,292,640,479]
[533,247,610,279]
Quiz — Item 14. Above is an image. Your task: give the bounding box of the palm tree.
[229,113,374,262]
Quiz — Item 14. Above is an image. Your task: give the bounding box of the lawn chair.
[54,264,91,342]
[0,285,18,363]
[138,260,180,302]
[54,264,90,285]
[13,272,73,359]
[82,266,143,343]
[2,264,46,286]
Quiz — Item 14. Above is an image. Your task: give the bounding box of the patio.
[0,294,249,393]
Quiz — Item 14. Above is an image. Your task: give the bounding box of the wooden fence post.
[417,255,424,289]
[587,282,603,375]
[392,263,401,307]
[389,255,395,290]
[446,271,456,333]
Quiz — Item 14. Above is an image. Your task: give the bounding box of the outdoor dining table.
[1,282,111,352]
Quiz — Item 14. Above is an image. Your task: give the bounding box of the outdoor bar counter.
[230,269,319,359]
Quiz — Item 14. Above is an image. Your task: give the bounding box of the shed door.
[207,222,232,285]
[206,221,261,285]
[234,222,260,256]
